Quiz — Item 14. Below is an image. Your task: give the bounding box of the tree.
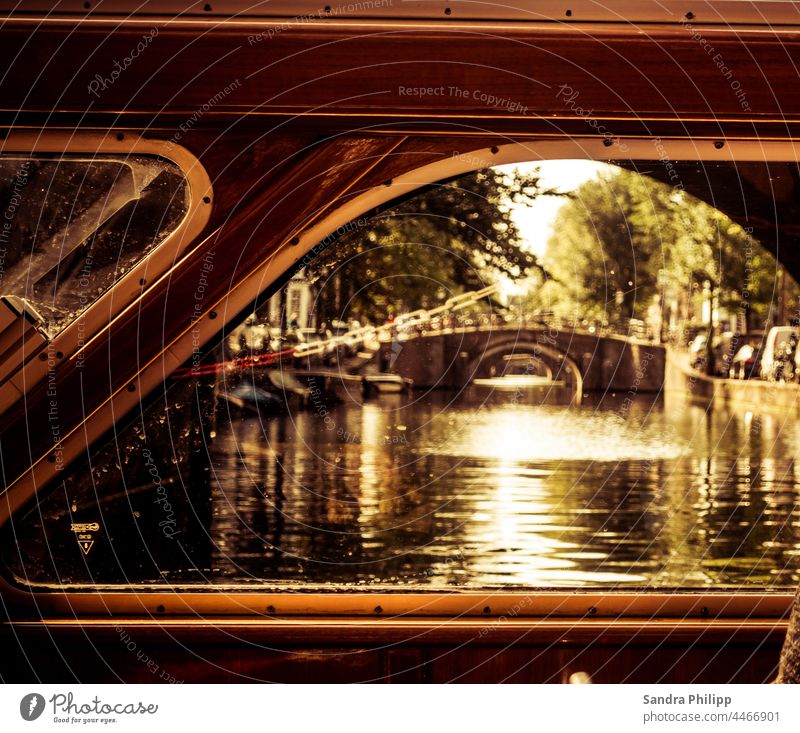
[536,167,795,331]
[537,171,671,323]
[306,168,556,324]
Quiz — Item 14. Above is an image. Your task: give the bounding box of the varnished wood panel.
[0,620,783,683]
[0,18,799,136]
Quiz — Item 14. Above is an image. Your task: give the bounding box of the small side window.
[0,155,189,336]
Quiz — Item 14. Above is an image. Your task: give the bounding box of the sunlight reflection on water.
[201,386,800,588]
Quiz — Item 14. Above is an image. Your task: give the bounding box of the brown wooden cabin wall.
[0,622,784,683]
[1,14,799,683]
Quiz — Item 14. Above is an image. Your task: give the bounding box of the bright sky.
[496,159,613,257]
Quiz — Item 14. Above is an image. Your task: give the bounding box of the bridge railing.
[389,313,653,342]
[205,293,657,375]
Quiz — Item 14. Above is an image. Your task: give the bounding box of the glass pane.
[0,155,189,336]
[4,159,800,590]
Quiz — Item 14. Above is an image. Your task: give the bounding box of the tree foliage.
[307,168,554,324]
[302,163,791,332]
[536,168,792,329]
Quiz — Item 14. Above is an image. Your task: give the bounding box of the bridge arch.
[466,339,584,405]
[287,138,800,289]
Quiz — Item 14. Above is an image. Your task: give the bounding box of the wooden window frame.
[0,131,213,414]
[0,136,796,621]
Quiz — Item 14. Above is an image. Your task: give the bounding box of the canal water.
[207,382,800,589]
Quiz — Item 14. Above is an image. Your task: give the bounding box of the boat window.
[0,155,189,336]
[4,158,800,591]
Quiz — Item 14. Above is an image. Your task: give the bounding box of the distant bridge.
[379,325,665,392]
[187,280,666,396]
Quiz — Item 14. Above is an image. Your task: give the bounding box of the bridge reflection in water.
[206,383,800,588]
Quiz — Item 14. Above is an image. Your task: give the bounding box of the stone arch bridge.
[379,326,665,392]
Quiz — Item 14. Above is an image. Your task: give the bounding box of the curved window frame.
[0,131,213,415]
[0,136,796,620]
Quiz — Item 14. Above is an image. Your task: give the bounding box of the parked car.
[760,326,800,380]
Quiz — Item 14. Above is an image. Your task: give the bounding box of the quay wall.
[666,349,800,411]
